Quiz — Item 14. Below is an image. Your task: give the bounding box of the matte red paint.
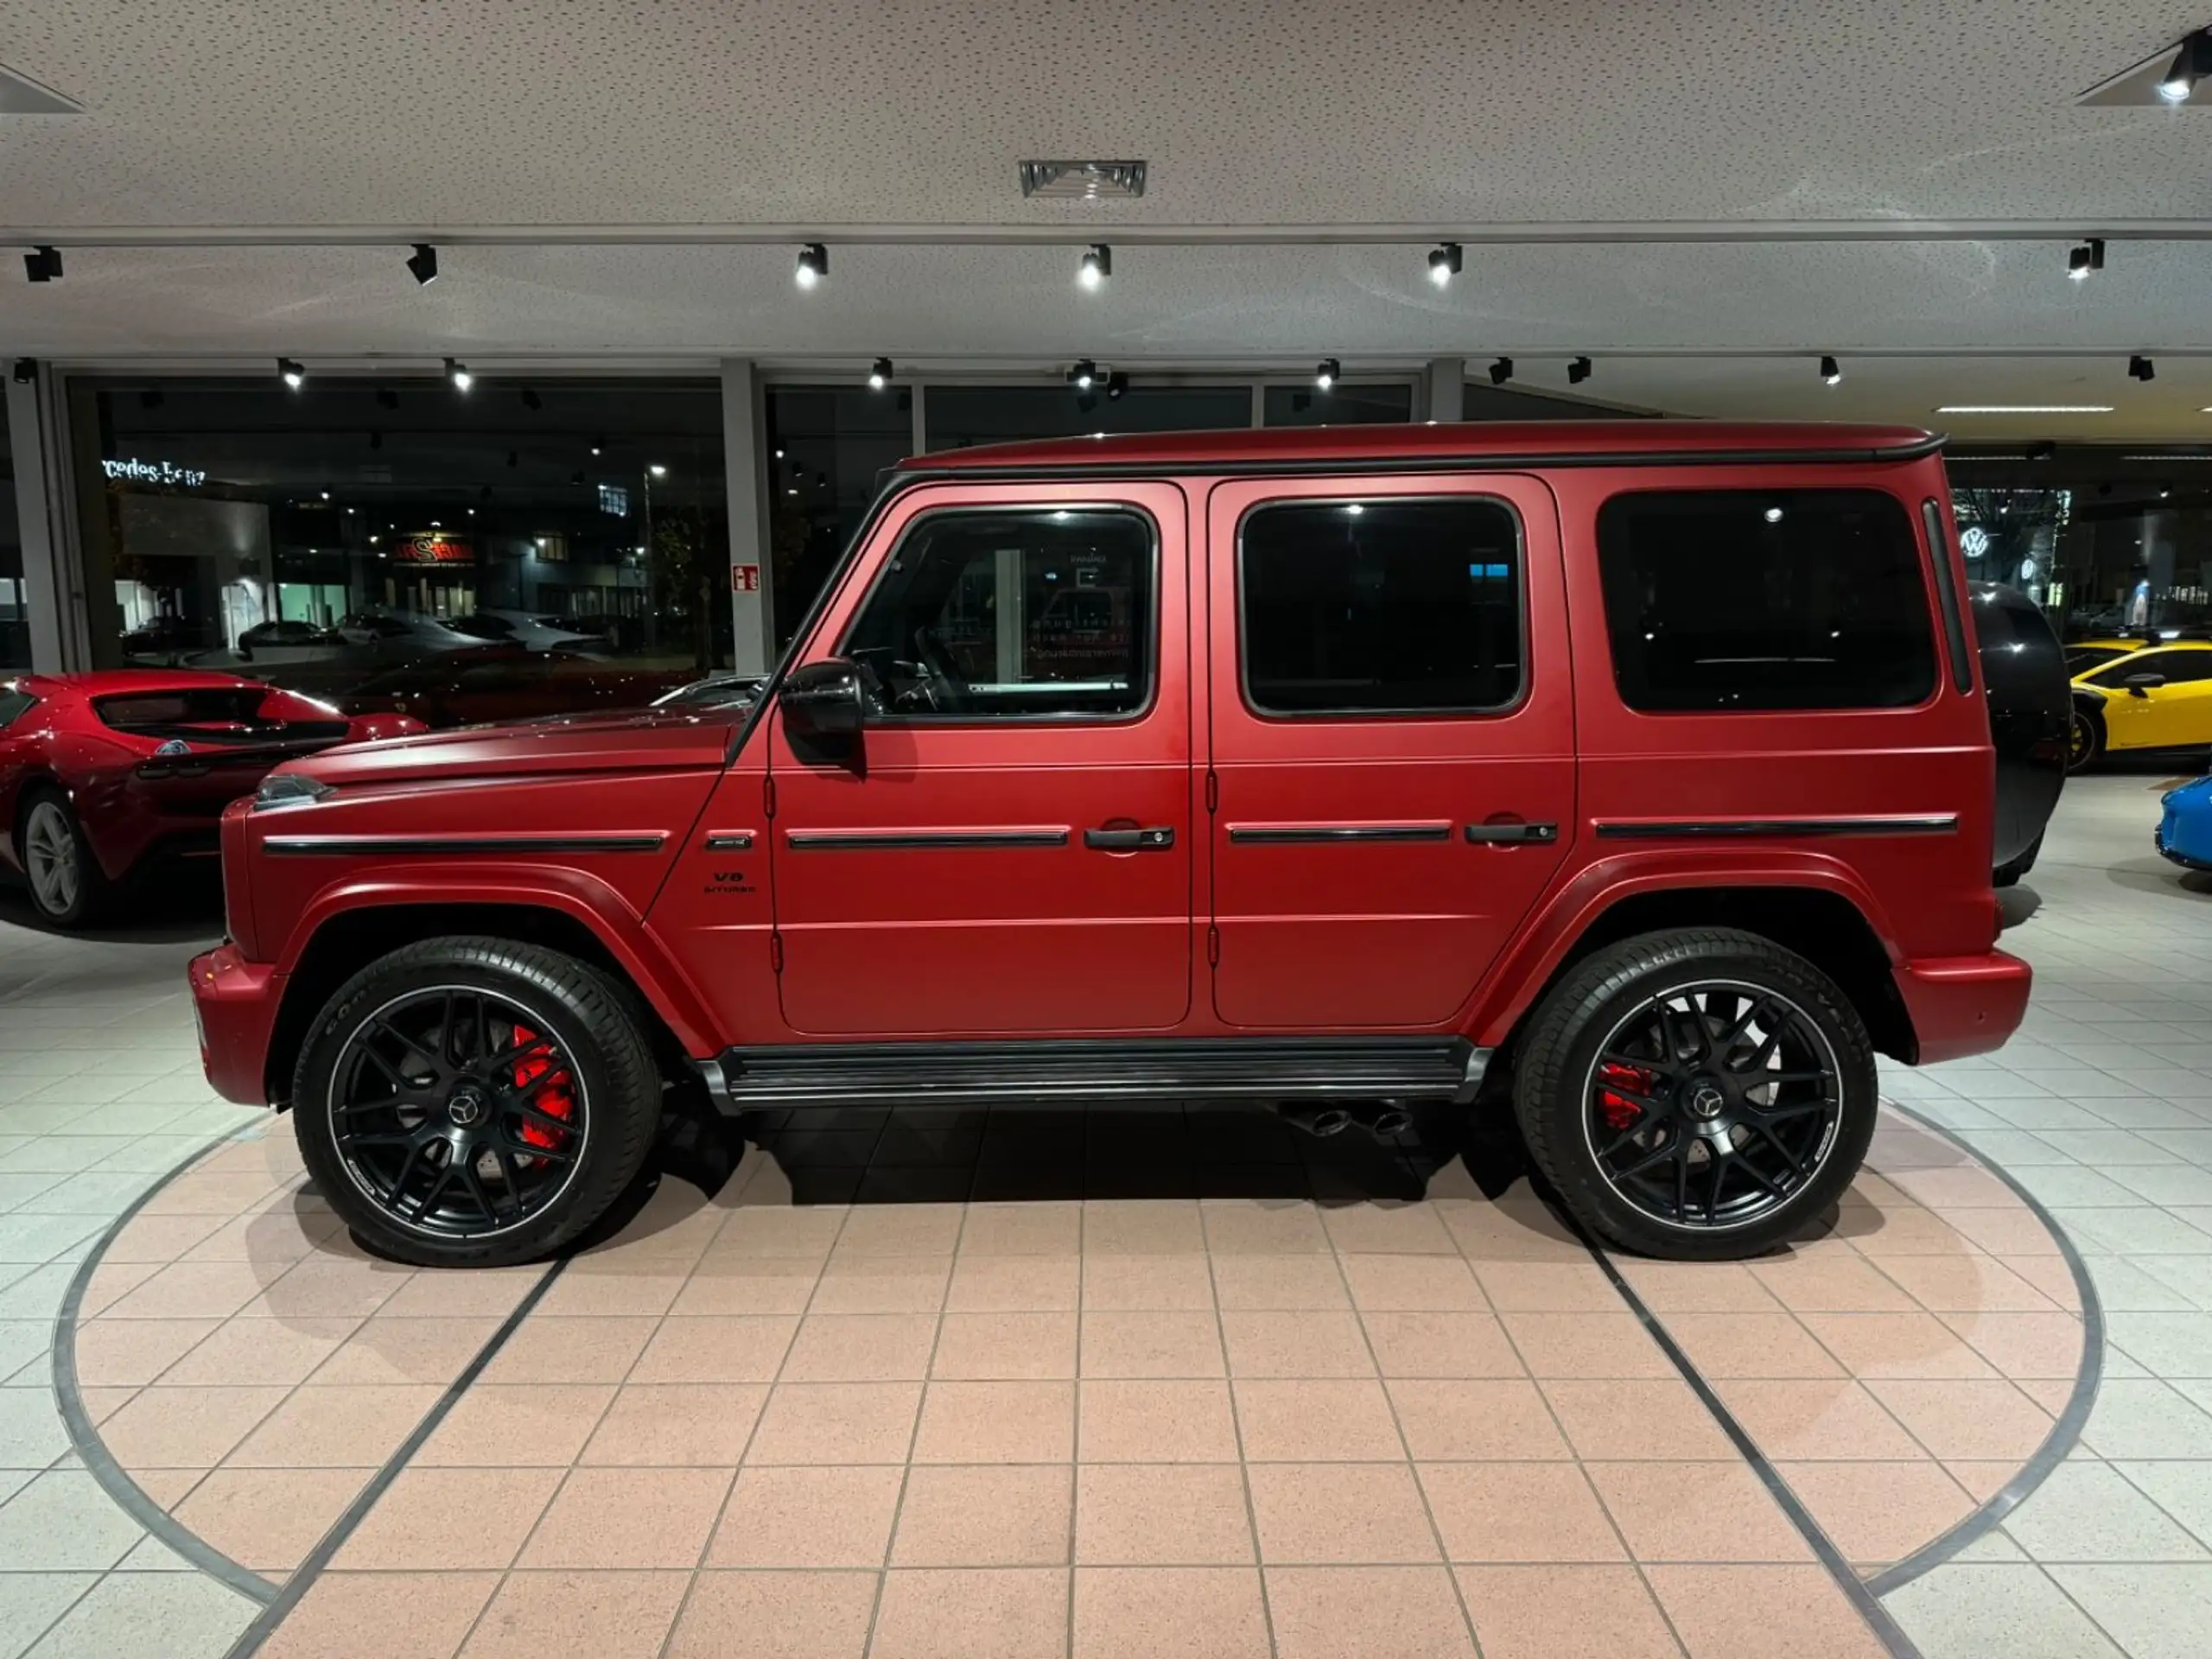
[189,423,2028,1103]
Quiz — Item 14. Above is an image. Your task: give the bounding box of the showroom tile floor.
[0,771,2206,1657]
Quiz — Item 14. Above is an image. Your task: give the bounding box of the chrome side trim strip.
[1228,823,1453,844]
[263,833,670,856]
[1592,815,1958,841]
[785,829,1071,850]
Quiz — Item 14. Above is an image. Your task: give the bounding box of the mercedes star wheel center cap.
[446,1087,486,1127]
[1688,1083,1727,1120]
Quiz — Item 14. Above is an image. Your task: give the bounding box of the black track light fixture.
[2130,354,2157,382]
[277,358,306,391]
[1067,358,1098,391]
[868,357,894,390]
[590,435,605,455]
[2068,238,2106,282]
[10,359,35,385]
[521,387,542,410]
[1316,359,1340,390]
[405,243,439,285]
[446,357,472,391]
[1079,244,1112,289]
[569,469,585,486]
[796,243,828,289]
[374,385,399,410]
[1427,242,1462,287]
[1489,357,1514,386]
[23,245,60,283]
[2160,29,2212,101]
[1105,371,1129,400]
[1567,356,1593,385]
[368,429,384,451]
[1820,354,1842,385]
[1076,391,1099,414]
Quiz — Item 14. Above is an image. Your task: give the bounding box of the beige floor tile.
[870,1567,1070,1659]
[1387,1377,1571,1461]
[1200,1198,1332,1255]
[628,1315,798,1382]
[1340,1253,1484,1313]
[1456,1563,1683,1659]
[372,1265,546,1319]
[667,1255,823,1316]
[945,1254,1079,1313]
[100,1383,289,1467]
[832,1203,964,1255]
[707,1463,904,1567]
[1500,1310,1674,1378]
[1249,1461,1439,1563]
[1440,1196,1586,1264]
[257,1569,499,1659]
[1082,1198,1205,1254]
[809,1254,952,1314]
[1362,1311,1526,1379]
[1541,1380,1736,1460]
[1073,1566,1271,1658]
[238,1256,416,1321]
[1945,1205,2070,1258]
[1418,1462,1624,1562]
[76,1258,161,1316]
[1940,1459,2031,1503]
[1644,1563,1888,1659]
[747,1381,922,1464]
[1747,1249,1917,1312]
[1773,1459,1977,1565]
[1661,1311,1847,1379]
[307,1315,505,1385]
[960,1199,1082,1254]
[1611,1259,1779,1313]
[892,1464,1073,1566]
[1077,1464,1255,1564]
[100,1214,230,1265]
[1937,1308,2088,1380]
[531,1266,690,1319]
[477,1315,658,1384]
[226,1382,443,1467]
[1863,1377,2052,1460]
[1264,1564,1478,1658]
[1586,1461,1812,1563]
[333,1465,563,1568]
[414,1383,615,1466]
[709,1203,849,1258]
[157,1314,360,1386]
[1236,1377,1406,1461]
[1079,1378,1242,1462]
[931,1311,1077,1379]
[1081,1253,1216,1310]
[102,1260,274,1320]
[1211,1252,1351,1311]
[581,1382,768,1465]
[781,1313,938,1381]
[2005,1252,2084,1312]
[71,1317,223,1388]
[1081,1309,1225,1377]
[518,1465,734,1568]
[913,1380,1074,1463]
[130,1466,206,1509]
[664,1568,876,1658]
[1708,1379,1925,1461]
[2014,1376,2074,1414]
[170,1465,365,1573]
[1471,1259,1624,1312]
[1222,1308,1375,1377]
[458,1569,690,1659]
[1798,1311,1998,1379]
[1866,1250,2058,1313]
[1320,1202,1458,1254]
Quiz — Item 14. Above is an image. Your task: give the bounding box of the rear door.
[1204,475,1575,1029]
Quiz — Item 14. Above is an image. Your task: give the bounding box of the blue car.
[2157,776,2212,871]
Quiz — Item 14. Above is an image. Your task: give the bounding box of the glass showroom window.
[765,386,913,646]
[1263,383,1413,427]
[925,385,1251,451]
[65,376,730,719]
[0,404,26,669]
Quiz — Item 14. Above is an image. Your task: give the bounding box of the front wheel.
[1511,928,1877,1261]
[2066,709,2103,772]
[291,936,661,1268]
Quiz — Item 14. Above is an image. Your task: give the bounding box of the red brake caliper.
[512,1024,575,1160]
[1597,1062,1654,1132]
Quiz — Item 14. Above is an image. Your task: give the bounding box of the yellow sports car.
[2069,639,2212,770]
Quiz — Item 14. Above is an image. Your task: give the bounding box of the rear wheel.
[14,786,109,929]
[291,936,661,1268]
[2067,709,2103,772]
[1512,928,1877,1261]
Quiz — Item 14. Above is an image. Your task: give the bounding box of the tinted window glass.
[2089,649,2212,687]
[0,690,33,730]
[842,508,1154,720]
[2066,645,2133,675]
[1597,490,1935,712]
[1240,499,1522,715]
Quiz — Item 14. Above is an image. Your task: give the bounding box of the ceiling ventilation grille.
[0,62,81,114]
[1020,161,1147,200]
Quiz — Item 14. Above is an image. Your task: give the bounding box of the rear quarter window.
[1596,488,1936,713]
[0,690,35,732]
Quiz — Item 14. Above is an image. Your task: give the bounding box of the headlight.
[252,772,335,811]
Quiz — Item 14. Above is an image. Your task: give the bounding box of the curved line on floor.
[1864,1099,2106,1598]
[50,1124,283,1605]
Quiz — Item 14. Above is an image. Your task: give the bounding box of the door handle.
[1464,822,1559,845]
[1085,826,1176,851]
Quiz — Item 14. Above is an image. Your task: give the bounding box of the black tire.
[291,935,661,1268]
[1511,927,1878,1262]
[14,784,111,929]
[1993,831,2043,889]
[2066,708,2103,772]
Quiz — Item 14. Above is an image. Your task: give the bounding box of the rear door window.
[1596,489,1936,712]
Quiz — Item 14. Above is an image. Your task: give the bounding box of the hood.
[280,703,741,791]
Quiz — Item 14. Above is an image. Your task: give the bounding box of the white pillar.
[719,358,777,677]
[1423,358,1465,423]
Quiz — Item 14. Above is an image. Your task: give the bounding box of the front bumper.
[1892,950,2033,1065]
[188,943,283,1106]
[2156,814,2212,873]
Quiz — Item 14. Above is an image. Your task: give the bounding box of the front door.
[1205,476,1576,1029]
[2096,646,2212,752]
[769,482,1194,1036]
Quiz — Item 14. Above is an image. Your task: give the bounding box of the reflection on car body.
[332,644,696,728]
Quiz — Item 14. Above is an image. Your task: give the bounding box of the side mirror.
[780,658,867,757]
[2125,671,2166,696]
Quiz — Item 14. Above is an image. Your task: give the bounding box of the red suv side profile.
[189,422,2037,1268]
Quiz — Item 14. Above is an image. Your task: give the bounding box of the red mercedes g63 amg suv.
[190,422,2037,1268]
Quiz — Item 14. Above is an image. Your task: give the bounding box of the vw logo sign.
[1961,525,1992,559]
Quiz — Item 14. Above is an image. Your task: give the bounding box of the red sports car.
[0,671,422,928]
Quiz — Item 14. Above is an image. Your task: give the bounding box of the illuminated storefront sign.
[392,532,475,565]
[101,457,208,487]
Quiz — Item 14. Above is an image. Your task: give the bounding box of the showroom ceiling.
[3,0,2210,438]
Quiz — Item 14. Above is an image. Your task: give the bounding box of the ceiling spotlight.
[445,357,472,391]
[868,356,893,390]
[590,435,605,454]
[1567,356,1593,385]
[2068,238,2106,281]
[1078,244,1112,289]
[405,243,439,285]
[22,245,60,283]
[649,462,669,477]
[277,357,306,391]
[1489,356,1514,386]
[1067,358,1098,390]
[10,359,35,385]
[2130,353,2157,381]
[1315,358,1340,390]
[2160,30,2212,101]
[1427,242,1463,287]
[1820,354,1842,385]
[1105,371,1129,400]
[521,387,542,410]
[796,243,828,288]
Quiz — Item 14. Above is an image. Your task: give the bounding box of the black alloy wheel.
[2067,709,2102,772]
